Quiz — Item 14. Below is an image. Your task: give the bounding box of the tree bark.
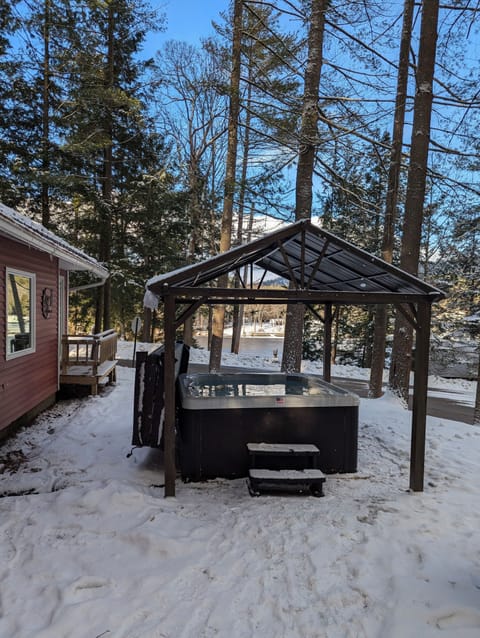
[231,69,254,354]
[143,307,152,343]
[41,0,50,229]
[389,0,440,401]
[281,0,327,373]
[209,0,243,371]
[97,2,115,332]
[369,0,414,397]
[183,154,202,346]
[232,205,254,354]
[474,351,480,424]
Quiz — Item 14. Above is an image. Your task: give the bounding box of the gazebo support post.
[410,301,432,492]
[323,302,332,383]
[163,293,177,497]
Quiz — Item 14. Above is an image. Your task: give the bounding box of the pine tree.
[389,0,440,401]
[0,0,22,205]
[58,0,163,331]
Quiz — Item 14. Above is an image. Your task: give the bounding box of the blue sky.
[147,0,227,51]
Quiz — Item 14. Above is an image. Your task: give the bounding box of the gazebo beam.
[163,287,439,305]
[163,294,177,497]
[174,298,207,329]
[410,301,432,491]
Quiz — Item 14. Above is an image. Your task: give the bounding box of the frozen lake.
[194,335,284,359]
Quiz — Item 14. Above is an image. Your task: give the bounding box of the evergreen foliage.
[0,0,479,376]
[1,0,190,332]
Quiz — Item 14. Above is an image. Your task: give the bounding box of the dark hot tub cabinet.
[176,372,359,481]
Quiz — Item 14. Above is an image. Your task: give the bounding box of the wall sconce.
[41,287,54,319]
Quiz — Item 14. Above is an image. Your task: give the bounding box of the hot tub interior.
[176,372,359,481]
[181,372,355,401]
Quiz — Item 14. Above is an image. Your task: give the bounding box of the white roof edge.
[0,203,108,280]
[146,260,195,289]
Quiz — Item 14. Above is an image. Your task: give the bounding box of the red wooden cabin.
[0,203,108,439]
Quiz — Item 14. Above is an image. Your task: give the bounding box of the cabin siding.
[0,237,59,435]
[60,270,68,335]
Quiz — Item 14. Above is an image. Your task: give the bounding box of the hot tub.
[176,372,359,481]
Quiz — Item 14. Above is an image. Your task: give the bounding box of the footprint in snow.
[63,576,112,604]
[431,608,480,631]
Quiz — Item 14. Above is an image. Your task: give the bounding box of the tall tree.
[369,0,415,397]
[1,0,67,219]
[155,40,228,343]
[281,0,327,373]
[40,0,51,227]
[94,0,115,332]
[228,2,300,351]
[0,0,23,205]
[389,0,440,401]
[58,0,161,331]
[209,0,243,371]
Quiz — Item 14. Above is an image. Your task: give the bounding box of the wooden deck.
[60,329,118,395]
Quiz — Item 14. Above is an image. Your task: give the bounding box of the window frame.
[5,267,36,360]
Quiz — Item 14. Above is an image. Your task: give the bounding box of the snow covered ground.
[1,344,479,638]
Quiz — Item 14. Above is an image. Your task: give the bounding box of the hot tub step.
[247,442,321,472]
[247,443,320,455]
[247,468,326,497]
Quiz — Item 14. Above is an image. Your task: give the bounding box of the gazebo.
[145,219,445,497]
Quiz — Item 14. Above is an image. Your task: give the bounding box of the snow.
[143,289,160,311]
[0,203,106,275]
[1,344,480,637]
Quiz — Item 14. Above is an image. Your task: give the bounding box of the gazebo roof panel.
[146,219,445,302]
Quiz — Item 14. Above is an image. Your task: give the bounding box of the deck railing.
[60,329,118,394]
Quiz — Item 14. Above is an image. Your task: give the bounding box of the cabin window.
[6,268,36,359]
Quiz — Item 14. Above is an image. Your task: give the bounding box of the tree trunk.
[363,307,374,368]
[232,206,254,354]
[183,155,202,346]
[369,0,414,397]
[209,0,243,371]
[389,0,440,401]
[281,0,327,373]
[143,307,152,343]
[98,2,115,332]
[370,304,388,395]
[231,72,253,354]
[206,306,213,350]
[332,306,341,364]
[94,285,104,334]
[474,350,480,424]
[41,0,50,228]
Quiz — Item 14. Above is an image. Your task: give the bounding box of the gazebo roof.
[147,219,444,303]
[147,219,446,497]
